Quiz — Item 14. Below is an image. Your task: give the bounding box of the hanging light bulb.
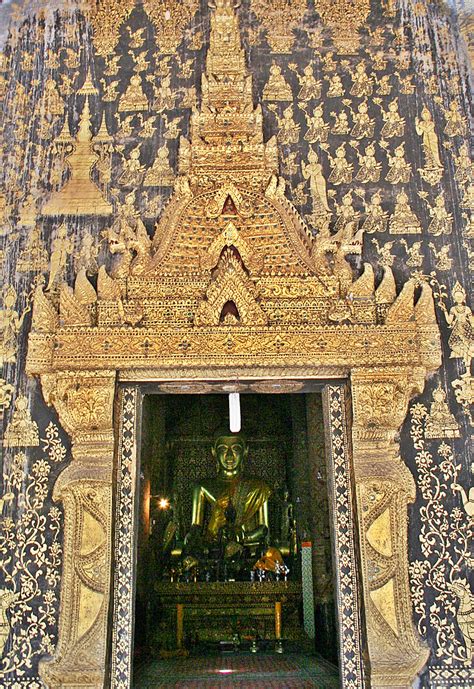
[229,392,241,433]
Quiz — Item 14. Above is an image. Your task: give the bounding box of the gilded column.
[38,370,117,689]
[351,367,429,689]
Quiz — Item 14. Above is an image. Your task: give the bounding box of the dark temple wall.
[0,1,472,686]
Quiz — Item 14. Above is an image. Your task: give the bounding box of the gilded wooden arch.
[25,1,442,687]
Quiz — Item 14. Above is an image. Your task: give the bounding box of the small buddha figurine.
[118,73,148,112]
[389,190,421,234]
[263,64,292,101]
[189,431,271,551]
[425,384,460,439]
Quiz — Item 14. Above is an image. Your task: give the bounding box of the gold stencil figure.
[443,101,467,138]
[385,143,411,184]
[428,243,453,271]
[362,193,388,233]
[18,193,38,228]
[3,395,39,447]
[454,143,473,185]
[400,239,424,268]
[376,74,392,96]
[389,190,421,234]
[371,238,395,267]
[0,590,19,654]
[379,98,405,138]
[117,144,145,187]
[439,281,474,369]
[349,61,373,97]
[75,233,99,276]
[302,103,329,143]
[263,64,292,101]
[0,378,14,418]
[150,75,176,112]
[450,581,474,662]
[100,78,120,102]
[17,226,49,273]
[0,287,31,366]
[354,143,381,183]
[416,106,443,185]
[349,100,375,139]
[427,194,453,236]
[44,77,65,116]
[328,143,353,184]
[45,223,74,292]
[102,191,152,278]
[334,191,360,239]
[275,105,300,144]
[301,148,330,233]
[330,109,350,135]
[118,73,148,112]
[321,51,337,72]
[138,114,158,139]
[424,384,460,439]
[103,54,121,77]
[162,114,183,140]
[143,144,175,187]
[325,73,345,98]
[41,96,113,217]
[292,62,321,101]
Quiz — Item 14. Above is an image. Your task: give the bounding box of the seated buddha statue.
[188,431,271,557]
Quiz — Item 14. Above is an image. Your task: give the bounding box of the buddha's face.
[213,434,247,474]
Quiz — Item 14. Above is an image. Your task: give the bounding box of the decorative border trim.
[110,383,365,688]
[323,384,366,689]
[428,665,473,689]
[111,387,139,689]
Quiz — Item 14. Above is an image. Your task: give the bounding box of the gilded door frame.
[110,381,363,689]
[34,364,432,689]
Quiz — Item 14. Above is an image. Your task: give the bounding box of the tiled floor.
[133,651,340,688]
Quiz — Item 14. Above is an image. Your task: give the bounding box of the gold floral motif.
[314,0,370,53]
[143,0,198,54]
[0,451,61,679]
[251,0,307,53]
[409,407,472,665]
[87,0,135,57]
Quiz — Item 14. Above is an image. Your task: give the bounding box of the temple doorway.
[130,390,341,687]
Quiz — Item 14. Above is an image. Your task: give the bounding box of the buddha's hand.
[216,495,230,509]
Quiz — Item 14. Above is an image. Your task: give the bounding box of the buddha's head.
[212,431,248,477]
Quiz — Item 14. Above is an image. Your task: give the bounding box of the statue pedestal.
[154,581,303,648]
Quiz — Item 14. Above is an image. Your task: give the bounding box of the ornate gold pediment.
[26,0,441,385]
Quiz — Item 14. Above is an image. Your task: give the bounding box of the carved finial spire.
[204,0,249,110]
[77,96,92,143]
[182,0,273,186]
